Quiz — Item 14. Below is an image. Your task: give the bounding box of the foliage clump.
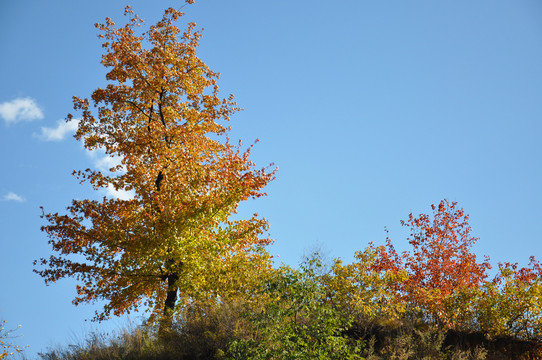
[227,254,365,359]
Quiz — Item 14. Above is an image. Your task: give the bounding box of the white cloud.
[0,97,44,125]
[35,119,79,141]
[86,147,123,172]
[95,152,123,172]
[84,146,132,200]
[73,133,132,200]
[3,192,25,202]
[102,184,135,200]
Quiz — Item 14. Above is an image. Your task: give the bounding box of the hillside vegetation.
[38,202,542,359]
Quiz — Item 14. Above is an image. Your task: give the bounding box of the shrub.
[227,254,365,359]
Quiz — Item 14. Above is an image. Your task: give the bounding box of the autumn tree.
[34,6,276,324]
[371,200,491,328]
[477,257,542,340]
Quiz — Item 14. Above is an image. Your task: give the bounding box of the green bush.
[226,254,365,359]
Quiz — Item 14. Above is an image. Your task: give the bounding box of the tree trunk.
[159,272,179,335]
[164,273,179,316]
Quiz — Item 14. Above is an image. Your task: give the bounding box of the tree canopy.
[34,6,276,322]
[371,200,491,328]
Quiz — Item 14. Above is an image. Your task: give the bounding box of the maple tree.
[371,200,491,328]
[34,6,276,323]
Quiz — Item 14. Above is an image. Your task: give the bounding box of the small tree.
[34,6,276,324]
[371,200,491,328]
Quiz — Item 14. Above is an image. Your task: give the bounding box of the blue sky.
[1,0,541,357]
